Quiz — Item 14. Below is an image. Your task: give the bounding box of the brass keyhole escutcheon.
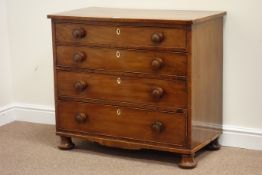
[116,108,121,116]
[117,77,121,85]
[116,28,121,35]
[116,50,121,58]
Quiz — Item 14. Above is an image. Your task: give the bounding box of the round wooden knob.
[152,87,164,99]
[151,58,164,70]
[151,121,164,133]
[151,32,165,43]
[74,81,87,91]
[75,113,87,123]
[72,28,86,39]
[73,52,86,63]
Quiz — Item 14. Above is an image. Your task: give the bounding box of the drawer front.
[57,100,187,146]
[57,70,187,109]
[55,23,187,50]
[56,46,187,76]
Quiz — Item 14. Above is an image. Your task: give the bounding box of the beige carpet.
[0,121,261,175]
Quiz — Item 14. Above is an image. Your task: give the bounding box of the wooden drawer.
[55,23,187,50]
[57,70,187,109]
[57,100,187,146]
[56,46,187,76]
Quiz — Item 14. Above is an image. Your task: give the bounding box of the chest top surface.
[48,7,226,24]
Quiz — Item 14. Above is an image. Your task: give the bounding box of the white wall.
[0,0,13,107]
[3,0,262,130]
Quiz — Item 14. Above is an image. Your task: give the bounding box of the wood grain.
[56,46,187,76]
[48,7,226,169]
[189,17,223,149]
[57,70,187,109]
[57,100,187,146]
[48,7,226,25]
[55,23,187,51]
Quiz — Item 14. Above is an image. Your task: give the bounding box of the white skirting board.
[0,103,261,150]
[14,103,55,124]
[0,104,16,126]
[0,103,55,125]
[220,125,262,150]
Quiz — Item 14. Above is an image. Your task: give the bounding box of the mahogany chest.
[48,7,226,168]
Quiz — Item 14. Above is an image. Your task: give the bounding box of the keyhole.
[116,28,120,35]
[116,108,121,116]
[116,50,121,58]
[117,77,121,85]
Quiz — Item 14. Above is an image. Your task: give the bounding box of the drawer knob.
[151,32,165,43]
[151,58,164,70]
[75,113,87,123]
[74,81,87,91]
[152,87,164,99]
[73,52,86,63]
[72,28,86,39]
[151,121,164,133]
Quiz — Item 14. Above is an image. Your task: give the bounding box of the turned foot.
[207,138,221,150]
[58,136,75,150]
[179,154,197,169]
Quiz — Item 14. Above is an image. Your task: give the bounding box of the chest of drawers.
[48,7,226,169]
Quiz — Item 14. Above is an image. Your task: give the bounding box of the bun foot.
[207,138,221,151]
[179,154,197,169]
[58,136,75,150]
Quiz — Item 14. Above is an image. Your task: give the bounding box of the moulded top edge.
[47,7,226,25]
